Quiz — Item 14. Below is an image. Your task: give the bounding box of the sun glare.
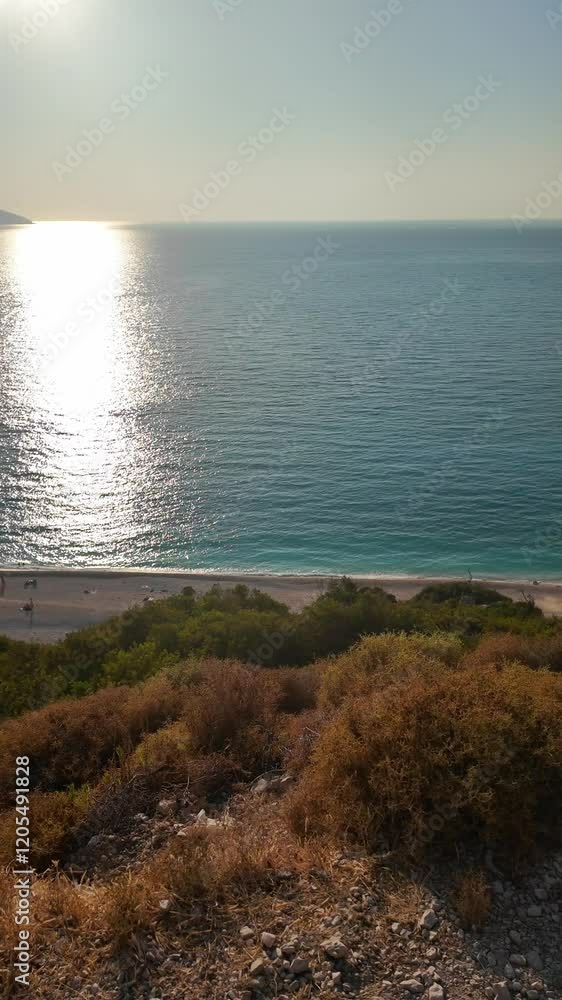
[3,222,145,542]
[11,222,124,410]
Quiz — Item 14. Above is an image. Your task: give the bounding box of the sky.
[2,0,562,222]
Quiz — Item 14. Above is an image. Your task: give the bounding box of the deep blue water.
[0,221,561,578]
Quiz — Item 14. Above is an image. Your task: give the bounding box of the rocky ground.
[29,775,560,1000]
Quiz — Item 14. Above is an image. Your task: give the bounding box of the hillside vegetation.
[0,580,561,998]
[0,578,558,720]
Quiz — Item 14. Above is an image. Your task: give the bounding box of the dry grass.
[27,805,327,960]
[32,868,92,949]
[383,878,427,925]
[454,871,492,928]
[153,824,274,908]
[103,872,159,953]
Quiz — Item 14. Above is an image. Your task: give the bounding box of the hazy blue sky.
[2,0,562,221]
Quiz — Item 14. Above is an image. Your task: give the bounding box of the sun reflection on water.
[12,222,124,409]
[5,222,144,559]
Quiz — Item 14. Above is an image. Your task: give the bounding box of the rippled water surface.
[1,221,561,577]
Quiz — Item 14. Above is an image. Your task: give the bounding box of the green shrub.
[413,582,508,605]
[101,641,179,686]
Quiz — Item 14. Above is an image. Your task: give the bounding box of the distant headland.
[0,209,32,225]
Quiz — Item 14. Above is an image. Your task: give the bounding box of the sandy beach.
[1,568,561,644]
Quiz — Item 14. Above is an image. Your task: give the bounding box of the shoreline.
[1,567,561,644]
[1,565,560,584]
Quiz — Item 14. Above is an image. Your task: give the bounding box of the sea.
[0,220,561,579]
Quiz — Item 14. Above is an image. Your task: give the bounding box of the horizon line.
[15,217,562,226]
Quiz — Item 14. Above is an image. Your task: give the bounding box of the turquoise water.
[0,221,561,578]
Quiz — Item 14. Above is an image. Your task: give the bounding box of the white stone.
[428,986,445,1000]
[156,798,175,817]
[419,908,439,930]
[400,982,425,996]
[321,937,349,960]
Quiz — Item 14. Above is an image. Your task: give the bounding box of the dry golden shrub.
[0,675,184,809]
[318,631,463,710]
[454,871,491,927]
[181,660,282,771]
[463,633,562,673]
[277,708,327,774]
[131,718,192,769]
[287,657,562,857]
[274,666,319,713]
[121,670,188,736]
[0,789,90,870]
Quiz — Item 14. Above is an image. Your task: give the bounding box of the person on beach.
[0,574,5,597]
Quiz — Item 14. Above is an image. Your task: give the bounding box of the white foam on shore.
[1,565,560,588]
